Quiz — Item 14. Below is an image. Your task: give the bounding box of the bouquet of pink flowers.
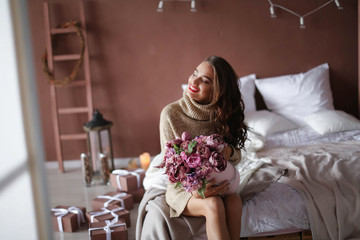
[159,132,228,198]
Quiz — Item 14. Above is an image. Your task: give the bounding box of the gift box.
[125,187,145,203]
[110,168,145,192]
[92,191,134,210]
[89,218,127,240]
[51,205,86,232]
[86,205,131,227]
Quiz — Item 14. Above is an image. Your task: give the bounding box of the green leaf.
[188,140,197,153]
[175,181,182,188]
[203,178,208,186]
[173,144,181,155]
[198,188,205,199]
[197,179,207,199]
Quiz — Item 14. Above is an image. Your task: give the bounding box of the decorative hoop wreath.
[42,21,85,87]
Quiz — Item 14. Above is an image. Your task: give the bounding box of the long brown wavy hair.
[204,55,248,149]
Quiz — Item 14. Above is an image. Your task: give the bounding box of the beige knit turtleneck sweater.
[160,90,216,153]
[160,90,242,217]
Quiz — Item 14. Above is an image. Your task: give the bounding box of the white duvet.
[265,126,360,148]
[142,128,360,237]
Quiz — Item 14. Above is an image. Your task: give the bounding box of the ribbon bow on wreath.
[42,21,85,87]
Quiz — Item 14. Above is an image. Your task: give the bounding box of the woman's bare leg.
[224,193,242,240]
[183,196,230,240]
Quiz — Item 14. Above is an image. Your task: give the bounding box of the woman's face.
[187,61,215,104]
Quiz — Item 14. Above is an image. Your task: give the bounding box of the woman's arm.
[223,145,233,160]
[159,106,177,153]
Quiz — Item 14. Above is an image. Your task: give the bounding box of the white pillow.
[254,63,334,126]
[238,74,256,112]
[303,110,360,135]
[245,110,299,137]
[182,84,187,91]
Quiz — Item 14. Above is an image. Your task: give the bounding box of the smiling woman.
[137,56,248,240]
[187,61,214,104]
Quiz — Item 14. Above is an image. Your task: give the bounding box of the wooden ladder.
[43,1,93,173]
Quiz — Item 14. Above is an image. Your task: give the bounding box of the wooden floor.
[241,230,313,240]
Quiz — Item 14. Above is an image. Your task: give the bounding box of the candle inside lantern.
[140,152,151,170]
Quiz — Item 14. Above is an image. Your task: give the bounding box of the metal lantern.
[83,110,115,177]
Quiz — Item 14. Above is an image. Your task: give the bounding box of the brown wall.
[28,0,358,161]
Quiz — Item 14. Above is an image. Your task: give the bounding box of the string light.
[157,0,197,12]
[300,17,305,29]
[334,0,343,9]
[157,1,164,12]
[270,6,276,18]
[268,0,343,29]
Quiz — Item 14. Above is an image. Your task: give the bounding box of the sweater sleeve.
[159,105,177,153]
[228,144,242,165]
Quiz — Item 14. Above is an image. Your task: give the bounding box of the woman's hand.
[223,145,233,161]
[192,179,229,198]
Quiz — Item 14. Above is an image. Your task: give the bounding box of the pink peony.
[193,135,207,144]
[209,151,227,172]
[180,140,191,153]
[180,151,188,161]
[196,160,213,177]
[164,154,178,166]
[182,132,192,141]
[196,143,211,159]
[185,153,201,168]
[206,134,227,152]
[164,147,176,159]
[166,160,190,183]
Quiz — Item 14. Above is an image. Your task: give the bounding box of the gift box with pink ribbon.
[89,218,127,240]
[51,205,86,232]
[92,191,134,211]
[110,168,145,192]
[86,205,131,227]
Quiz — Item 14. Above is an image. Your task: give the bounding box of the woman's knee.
[203,196,225,215]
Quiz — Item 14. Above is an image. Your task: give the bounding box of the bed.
[136,63,360,240]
